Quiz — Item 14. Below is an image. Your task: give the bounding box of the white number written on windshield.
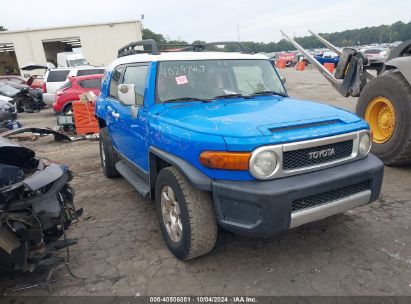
[159,65,205,79]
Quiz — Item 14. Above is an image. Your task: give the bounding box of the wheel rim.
[160,186,183,242]
[365,96,396,144]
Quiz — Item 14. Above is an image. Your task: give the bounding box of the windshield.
[68,59,88,67]
[0,84,20,97]
[156,59,286,102]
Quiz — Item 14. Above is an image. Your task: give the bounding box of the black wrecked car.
[0,137,81,272]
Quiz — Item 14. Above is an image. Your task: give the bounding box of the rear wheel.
[356,71,411,165]
[155,166,217,260]
[62,103,73,114]
[99,127,119,178]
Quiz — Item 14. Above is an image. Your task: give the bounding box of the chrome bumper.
[290,190,371,228]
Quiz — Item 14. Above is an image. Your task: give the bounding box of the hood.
[0,137,35,165]
[0,95,13,103]
[156,96,362,138]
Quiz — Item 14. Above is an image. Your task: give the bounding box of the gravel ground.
[0,68,410,296]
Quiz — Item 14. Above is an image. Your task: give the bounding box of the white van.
[57,52,88,68]
[42,67,105,105]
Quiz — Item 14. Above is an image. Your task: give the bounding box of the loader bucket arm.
[280,30,341,93]
[308,30,374,81]
[307,30,342,56]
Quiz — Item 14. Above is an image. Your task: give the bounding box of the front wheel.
[155,167,217,260]
[356,71,411,165]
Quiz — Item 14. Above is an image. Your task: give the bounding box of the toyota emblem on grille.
[308,148,336,160]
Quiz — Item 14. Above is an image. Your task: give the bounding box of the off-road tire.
[99,127,119,178]
[356,70,411,165]
[155,166,217,260]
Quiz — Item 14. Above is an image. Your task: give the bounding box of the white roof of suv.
[108,52,269,70]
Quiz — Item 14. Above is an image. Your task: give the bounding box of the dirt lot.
[1,68,410,296]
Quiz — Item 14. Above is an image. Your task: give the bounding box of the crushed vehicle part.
[0,99,20,132]
[0,137,82,272]
[1,127,71,142]
[0,82,45,113]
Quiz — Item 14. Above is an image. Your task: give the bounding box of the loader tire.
[99,127,119,178]
[155,166,217,260]
[356,70,411,165]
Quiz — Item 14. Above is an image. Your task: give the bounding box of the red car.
[53,74,103,114]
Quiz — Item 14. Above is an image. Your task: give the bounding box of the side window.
[122,65,148,106]
[109,66,124,99]
[79,78,102,89]
[77,69,105,76]
[47,70,70,82]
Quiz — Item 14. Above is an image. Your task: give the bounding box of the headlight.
[359,133,372,156]
[250,150,277,178]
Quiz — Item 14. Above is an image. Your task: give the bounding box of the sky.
[1,0,410,43]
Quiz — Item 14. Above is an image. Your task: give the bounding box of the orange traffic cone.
[276,59,287,69]
[296,61,305,71]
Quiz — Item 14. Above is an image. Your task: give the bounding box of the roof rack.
[117,39,159,58]
[117,40,250,58]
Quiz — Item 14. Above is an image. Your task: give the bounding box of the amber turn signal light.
[199,151,251,170]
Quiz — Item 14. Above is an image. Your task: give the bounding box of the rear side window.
[77,69,105,76]
[109,66,124,99]
[47,70,70,82]
[79,78,101,89]
[122,65,148,105]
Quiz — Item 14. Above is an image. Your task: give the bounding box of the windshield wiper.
[212,93,246,99]
[249,91,288,97]
[163,97,211,103]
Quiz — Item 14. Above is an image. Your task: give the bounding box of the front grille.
[283,140,353,170]
[292,180,370,212]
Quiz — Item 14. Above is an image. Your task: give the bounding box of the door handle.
[111,111,120,119]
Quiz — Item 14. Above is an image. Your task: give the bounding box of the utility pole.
[237,24,241,42]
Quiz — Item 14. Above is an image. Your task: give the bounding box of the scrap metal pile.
[0,137,81,272]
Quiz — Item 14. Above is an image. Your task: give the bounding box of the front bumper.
[212,154,383,237]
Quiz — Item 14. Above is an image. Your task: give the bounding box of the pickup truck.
[95,40,384,260]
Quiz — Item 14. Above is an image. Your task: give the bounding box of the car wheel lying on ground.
[95,40,384,260]
[0,137,82,272]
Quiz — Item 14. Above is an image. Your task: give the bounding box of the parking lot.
[1,68,410,296]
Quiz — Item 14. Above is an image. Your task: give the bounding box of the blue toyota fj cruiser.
[95,40,384,260]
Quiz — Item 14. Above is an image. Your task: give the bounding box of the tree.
[142,28,167,44]
[0,26,7,31]
[142,21,411,53]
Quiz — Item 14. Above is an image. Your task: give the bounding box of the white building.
[0,20,142,76]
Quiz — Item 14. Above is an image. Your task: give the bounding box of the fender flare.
[149,147,212,191]
[383,57,411,84]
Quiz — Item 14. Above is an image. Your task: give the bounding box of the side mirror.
[118,84,136,106]
[281,77,286,84]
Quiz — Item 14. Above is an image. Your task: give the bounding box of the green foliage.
[143,21,411,53]
[142,28,167,44]
[0,25,7,31]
